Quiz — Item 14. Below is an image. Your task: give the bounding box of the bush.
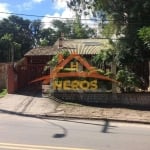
[116,69,140,92]
[0,89,7,98]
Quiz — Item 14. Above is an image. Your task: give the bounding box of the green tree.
[1,33,21,62]
[67,0,150,88]
[40,28,57,46]
[29,19,42,47]
[92,49,113,71]
[0,15,33,62]
[52,19,72,38]
[138,26,150,49]
[72,15,87,38]
[71,15,95,38]
[52,18,95,39]
[116,69,140,92]
[101,16,118,38]
[67,0,150,63]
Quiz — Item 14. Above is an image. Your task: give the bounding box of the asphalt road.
[0,114,150,150]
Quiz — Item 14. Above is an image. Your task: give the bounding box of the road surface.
[0,114,150,150]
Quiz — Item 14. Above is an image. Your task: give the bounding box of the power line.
[0,11,150,30]
[1,11,147,23]
[0,11,150,25]
[0,11,102,21]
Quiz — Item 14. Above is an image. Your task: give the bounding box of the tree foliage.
[67,0,150,89]
[0,15,95,62]
[1,33,21,62]
[92,49,113,71]
[67,0,150,63]
[40,28,57,46]
[52,18,95,39]
[29,19,42,47]
[138,26,150,49]
[0,15,32,62]
[116,69,140,92]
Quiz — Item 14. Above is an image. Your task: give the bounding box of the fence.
[6,62,46,93]
[53,91,150,108]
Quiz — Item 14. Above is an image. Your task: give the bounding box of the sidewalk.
[0,94,150,124]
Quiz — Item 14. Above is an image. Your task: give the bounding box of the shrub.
[0,89,7,98]
[116,69,140,92]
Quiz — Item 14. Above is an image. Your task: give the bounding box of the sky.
[0,0,97,28]
[0,0,75,27]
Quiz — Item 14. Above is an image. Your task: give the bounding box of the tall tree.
[29,19,42,47]
[67,0,150,63]
[0,15,33,62]
[0,33,21,62]
[67,0,150,88]
[138,26,150,49]
[51,19,95,39]
[40,28,57,46]
[72,15,86,38]
[52,19,72,38]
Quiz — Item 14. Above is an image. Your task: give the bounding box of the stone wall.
[53,91,150,108]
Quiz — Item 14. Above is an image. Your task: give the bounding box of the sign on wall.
[31,53,117,91]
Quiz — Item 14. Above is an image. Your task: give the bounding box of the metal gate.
[17,64,46,89]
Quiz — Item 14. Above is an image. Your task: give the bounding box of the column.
[111,61,117,93]
[148,61,150,92]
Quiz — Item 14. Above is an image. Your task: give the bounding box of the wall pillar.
[7,64,18,94]
[0,63,7,90]
[111,61,117,93]
[148,61,150,92]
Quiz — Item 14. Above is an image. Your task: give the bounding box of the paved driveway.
[1,90,150,124]
[0,93,58,116]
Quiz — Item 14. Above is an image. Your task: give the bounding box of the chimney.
[59,37,63,48]
[58,32,64,48]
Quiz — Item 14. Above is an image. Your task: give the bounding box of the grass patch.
[0,89,7,98]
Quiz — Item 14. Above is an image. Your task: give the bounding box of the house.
[54,38,111,54]
[25,38,112,80]
[7,38,112,93]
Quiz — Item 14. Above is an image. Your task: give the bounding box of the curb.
[40,115,150,125]
[0,109,150,125]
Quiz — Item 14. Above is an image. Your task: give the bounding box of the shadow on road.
[0,108,118,127]
[101,119,110,133]
[16,84,42,97]
[101,119,116,133]
[41,119,67,138]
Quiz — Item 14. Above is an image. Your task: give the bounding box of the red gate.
[17,64,46,89]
